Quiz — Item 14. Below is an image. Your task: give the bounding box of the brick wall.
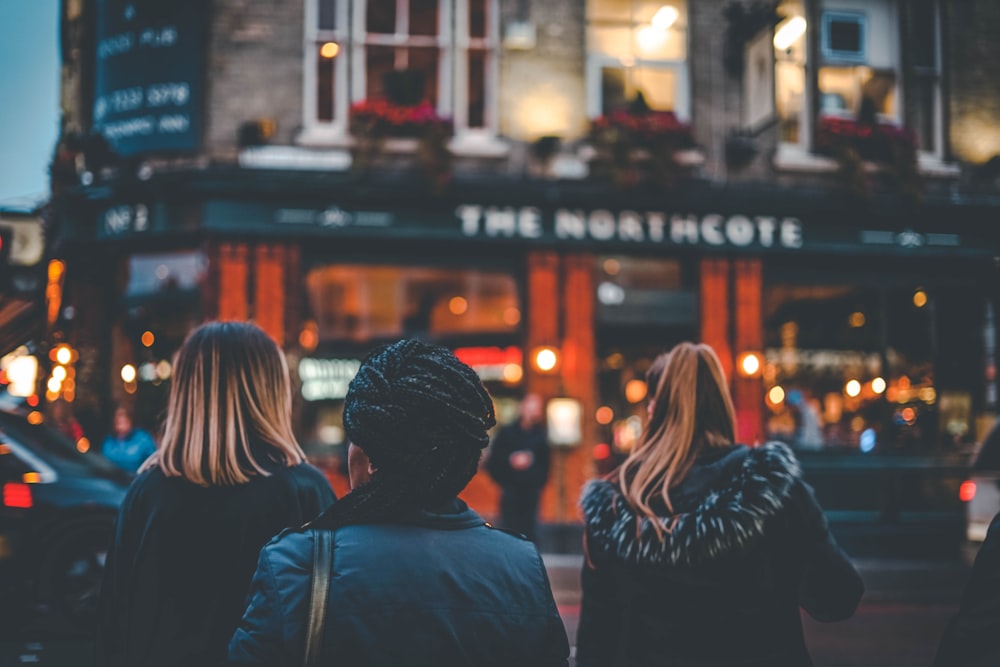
[204,0,306,160]
[946,1,1000,164]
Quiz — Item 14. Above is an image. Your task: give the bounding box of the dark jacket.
[96,463,335,667]
[228,498,570,666]
[934,510,1000,667]
[486,422,550,491]
[577,442,864,667]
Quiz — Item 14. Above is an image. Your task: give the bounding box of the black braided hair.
[309,339,497,531]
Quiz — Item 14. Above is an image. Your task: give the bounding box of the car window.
[0,413,127,482]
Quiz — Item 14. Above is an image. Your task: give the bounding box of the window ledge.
[448,134,510,158]
[918,153,961,178]
[238,145,352,171]
[295,127,353,149]
[772,143,839,173]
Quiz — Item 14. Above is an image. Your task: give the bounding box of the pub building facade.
[51,0,1000,527]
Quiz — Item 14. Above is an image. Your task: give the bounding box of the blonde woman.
[577,343,863,666]
[96,322,335,667]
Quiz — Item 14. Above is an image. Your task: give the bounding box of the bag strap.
[304,529,334,667]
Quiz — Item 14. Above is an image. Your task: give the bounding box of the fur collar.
[581,442,801,567]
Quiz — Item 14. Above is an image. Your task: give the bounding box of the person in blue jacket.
[100,405,157,473]
[229,339,569,666]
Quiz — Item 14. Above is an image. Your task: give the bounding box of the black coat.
[577,442,864,667]
[934,511,1000,667]
[485,422,551,491]
[96,463,335,667]
[228,498,570,666]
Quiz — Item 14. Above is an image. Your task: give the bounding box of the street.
[0,551,973,666]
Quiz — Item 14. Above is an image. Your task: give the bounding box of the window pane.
[409,0,438,36]
[818,66,895,120]
[631,67,675,111]
[828,17,863,54]
[589,26,633,57]
[468,49,486,128]
[469,0,487,39]
[601,66,675,114]
[367,0,396,34]
[776,60,804,143]
[588,0,632,23]
[305,265,521,342]
[365,45,396,101]
[318,0,337,31]
[317,48,336,121]
[407,47,440,107]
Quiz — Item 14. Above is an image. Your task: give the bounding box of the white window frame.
[300,0,498,145]
[584,1,692,122]
[913,0,945,160]
[302,0,351,143]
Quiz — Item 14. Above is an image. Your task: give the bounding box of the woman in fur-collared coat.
[576,343,864,667]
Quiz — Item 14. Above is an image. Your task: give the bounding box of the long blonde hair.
[140,321,306,486]
[617,342,737,537]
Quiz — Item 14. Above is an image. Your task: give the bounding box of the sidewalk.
[541,553,972,606]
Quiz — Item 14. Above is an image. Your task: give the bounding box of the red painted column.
[254,244,286,346]
[733,258,764,445]
[700,257,733,380]
[218,243,249,322]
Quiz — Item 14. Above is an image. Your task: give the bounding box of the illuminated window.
[586,0,690,119]
[304,0,498,139]
[776,0,942,154]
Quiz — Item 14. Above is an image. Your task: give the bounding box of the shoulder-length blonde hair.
[617,342,737,537]
[140,321,306,486]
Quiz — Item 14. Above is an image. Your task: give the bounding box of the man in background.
[486,393,551,542]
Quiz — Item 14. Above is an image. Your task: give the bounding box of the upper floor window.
[304,0,497,141]
[775,0,943,157]
[586,0,690,120]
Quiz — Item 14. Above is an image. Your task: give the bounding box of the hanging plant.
[348,99,454,192]
[816,116,922,202]
[588,94,696,189]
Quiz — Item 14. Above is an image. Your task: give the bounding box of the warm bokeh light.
[55,345,72,365]
[141,331,155,347]
[503,307,521,326]
[502,363,523,384]
[124,381,137,395]
[652,5,680,30]
[898,375,911,390]
[22,472,41,484]
[849,311,866,328]
[320,41,340,59]
[913,290,928,308]
[872,377,886,394]
[596,406,614,425]
[901,407,916,423]
[534,347,558,372]
[27,411,43,425]
[738,352,761,377]
[77,437,91,454]
[121,364,137,383]
[625,379,648,403]
[26,394,39,407]
[603,258,621,276]
[52,366,67,382]
[594,443,612,460]
[768,385,785,405]
[46,377,61,393]
[449,296,469,315]
[845,380,862,397]
[156,360,173,380]
[774,15,807,50]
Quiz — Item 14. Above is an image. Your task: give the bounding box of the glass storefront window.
[297,262,522,467]
[593,255,694,473]
[763,278,989,457]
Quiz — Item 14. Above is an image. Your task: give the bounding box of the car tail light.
[960,480,977,503]
[2,482,33,509]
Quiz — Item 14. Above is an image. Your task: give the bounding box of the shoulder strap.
[304,528,334,667]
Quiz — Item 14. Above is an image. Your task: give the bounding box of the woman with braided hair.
[229,339,570,666]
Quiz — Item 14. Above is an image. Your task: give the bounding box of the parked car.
[0,408,129,638]
[964,417,1000,542]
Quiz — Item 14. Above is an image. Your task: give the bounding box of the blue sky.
[0,2,60,211]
